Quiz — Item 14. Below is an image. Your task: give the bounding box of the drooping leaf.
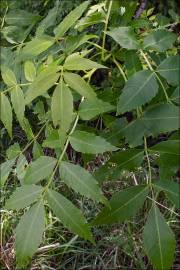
[79,97,115,120]
[11,85,25,124]
[32,142,43,159]
[24,61,36,82]
[24,156,57,185]
[1,67,17,86]
[47,189,94,242]
[120,104,179,146]
[21,35,55,59]
[51,80,73,132]
[154,180,179,209]
[70,130,118,154]
[157,55,180,86]
[92,185,148,225]
[60,161,107,204]
[54,1,89,38]
[0,158,16,186]
[143,30,176,52]
[15,201,45,268]
[143,204,176,270]
[0,93,13,137]
[64,53,107,70]
[107,26,140,50]
[5,185,42,210]
[25,66,59,104]
[63,72,96,100]
[117,70,159,114]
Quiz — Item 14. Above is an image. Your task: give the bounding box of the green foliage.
[1,1,179,269]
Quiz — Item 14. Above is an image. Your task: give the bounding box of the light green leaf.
[1,67,17,86]
[54,1,89,38]
[0,158,16,186]
[64,53,107,70]
[25,66,59,104]
[5,185,42,210]
[15,201,45,268]
[120,104,179,146]
[153,180,179,209]
[60,161,107,204]
[92,185,148,225]
[117,70,158,114]
[0,93,12,137]
[51,80,73,132]
[47,189,94,242]
[107,26,140,50]
[157,55,180,86]
[16,154,28,183]
[11,85,25,124]
[143,30,176,52]
[32,142,43,159]
[24,156,57,185]
[24,61,36,82]
[70,130,118,154]
[79,97,115,120]
[63,72,96,100]
[143,204,175,270]
[21,35,55,59]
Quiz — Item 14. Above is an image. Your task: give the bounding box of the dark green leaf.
[117,70,158,114]
[5,185,42,210]
[47,189,94,242]
[143,204,176,270]
[24,156,57,185]
[15,201,45,268]
[92,185,148,225]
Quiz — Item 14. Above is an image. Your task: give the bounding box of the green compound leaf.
[107,26,140,50]
[5,185,42,210]
[63,72,96,100]
[0,93,13,137]
[51,80,73,132]
[120,104,179,146]
[143,204,176,270]
[143,30,177,52]
[70,130,118,154]
[92,185,148,225]
[25,66,59,104]
[54,1,89,38]
[60,161,107,204]
[79,97,115,120]
[15,201,45,268]
[11,85,25,124]
[24,61,36,82]
[156,55,180,86]
[24,156,57,185]
[117,70,158,114]
[64,53,107,70]
[1,67,17,86]
[154,180,180,209]
[47,189,94,243]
